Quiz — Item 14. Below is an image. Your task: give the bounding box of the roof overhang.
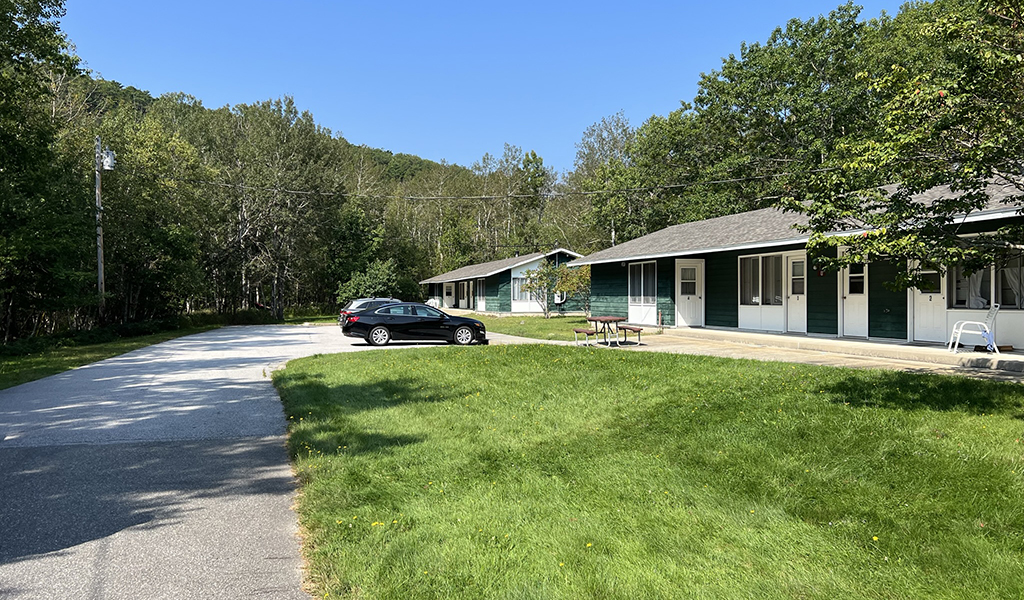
[570,206,1023,267]
[570,236,810,266]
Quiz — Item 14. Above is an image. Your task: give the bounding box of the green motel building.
[571,181,1024,350]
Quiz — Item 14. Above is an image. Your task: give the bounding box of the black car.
[342,302,488,346]
[338,297,402,326]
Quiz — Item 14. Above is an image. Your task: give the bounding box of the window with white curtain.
[999,254,1024,308]
[950,266,991,309]
[512,277,528,302]
[740,254,786,305]
[629,262,656,305]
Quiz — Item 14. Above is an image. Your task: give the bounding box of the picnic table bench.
[616,324,643,345]
[573,327,598,346]
[575,316,646,347]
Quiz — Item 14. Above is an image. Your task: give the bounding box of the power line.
[165,168,835,203]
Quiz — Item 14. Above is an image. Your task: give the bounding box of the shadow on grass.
[276,369,481,459]
[821,369,1024,417]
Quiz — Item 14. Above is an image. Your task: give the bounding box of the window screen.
[762,255,783,305]
[999,255,1023,308]
[643,263,656,304]
[948,266,990,308]
[629,264,642,304]
[740,257,760,305]
[629,262,656,304]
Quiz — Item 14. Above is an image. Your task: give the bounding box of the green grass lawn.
[274,345,1024,599]
[0,326,218,390]
[471,314,653,342]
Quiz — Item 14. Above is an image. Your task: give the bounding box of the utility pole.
[95,136,115,319]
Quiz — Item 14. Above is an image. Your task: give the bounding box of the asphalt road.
[0,324,488,599]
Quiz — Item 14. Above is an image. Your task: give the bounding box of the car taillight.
[348,316,359,322]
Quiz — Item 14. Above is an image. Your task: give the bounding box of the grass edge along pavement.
[0,325,219,391]
[274,343,1024,600]
[471,314,657,343]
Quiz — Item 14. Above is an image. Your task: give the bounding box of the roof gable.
[420,248,582,284]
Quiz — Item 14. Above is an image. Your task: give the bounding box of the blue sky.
[61,0,906,175]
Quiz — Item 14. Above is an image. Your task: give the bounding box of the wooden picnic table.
[587,315,626,346]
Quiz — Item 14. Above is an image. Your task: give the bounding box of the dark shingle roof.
[572,208,811,266]
[573,180,1023,266]
[420,248,582,284]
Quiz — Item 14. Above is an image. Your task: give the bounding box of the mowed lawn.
[471,314,659,343]
[274,344,1024,599]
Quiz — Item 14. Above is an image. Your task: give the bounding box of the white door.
[675,260,703,327]
[843,262,868,337]
[443,283,455,309]
[914,270,946,342]
[786,256,807,333]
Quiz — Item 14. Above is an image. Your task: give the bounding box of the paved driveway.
[0,324,482,599]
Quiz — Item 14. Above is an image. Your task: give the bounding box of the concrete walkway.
[0,324,470,600]
[608,327,1024,383]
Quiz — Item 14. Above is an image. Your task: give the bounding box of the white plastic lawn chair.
[947,303,1000,354]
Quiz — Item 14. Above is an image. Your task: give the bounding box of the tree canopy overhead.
[791,0,1024,286]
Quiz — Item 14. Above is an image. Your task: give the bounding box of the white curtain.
[1004,267,1022,307]
[968,271,987,309]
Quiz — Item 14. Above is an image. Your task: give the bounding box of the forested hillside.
[2,0,1019,341]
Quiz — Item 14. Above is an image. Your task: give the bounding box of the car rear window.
[377,305,410,315]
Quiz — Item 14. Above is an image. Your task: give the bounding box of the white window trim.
[738,252,789,306]
[511,277,528,302]
[628,261,657,306]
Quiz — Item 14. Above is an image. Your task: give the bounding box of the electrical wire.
[164,167,835,203]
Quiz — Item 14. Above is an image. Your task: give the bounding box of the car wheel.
[453,326,474,346]
[367,326,391,346]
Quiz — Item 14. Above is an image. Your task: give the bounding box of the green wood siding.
[868,259,908,339]
[590,263,628,317]
[552,251,577,267]
[589,260,672,323]
[554,293,583,314]
[704,251,740,328]
[486,272,510,313]
[807,248,838,335]
[553,252,585,314]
